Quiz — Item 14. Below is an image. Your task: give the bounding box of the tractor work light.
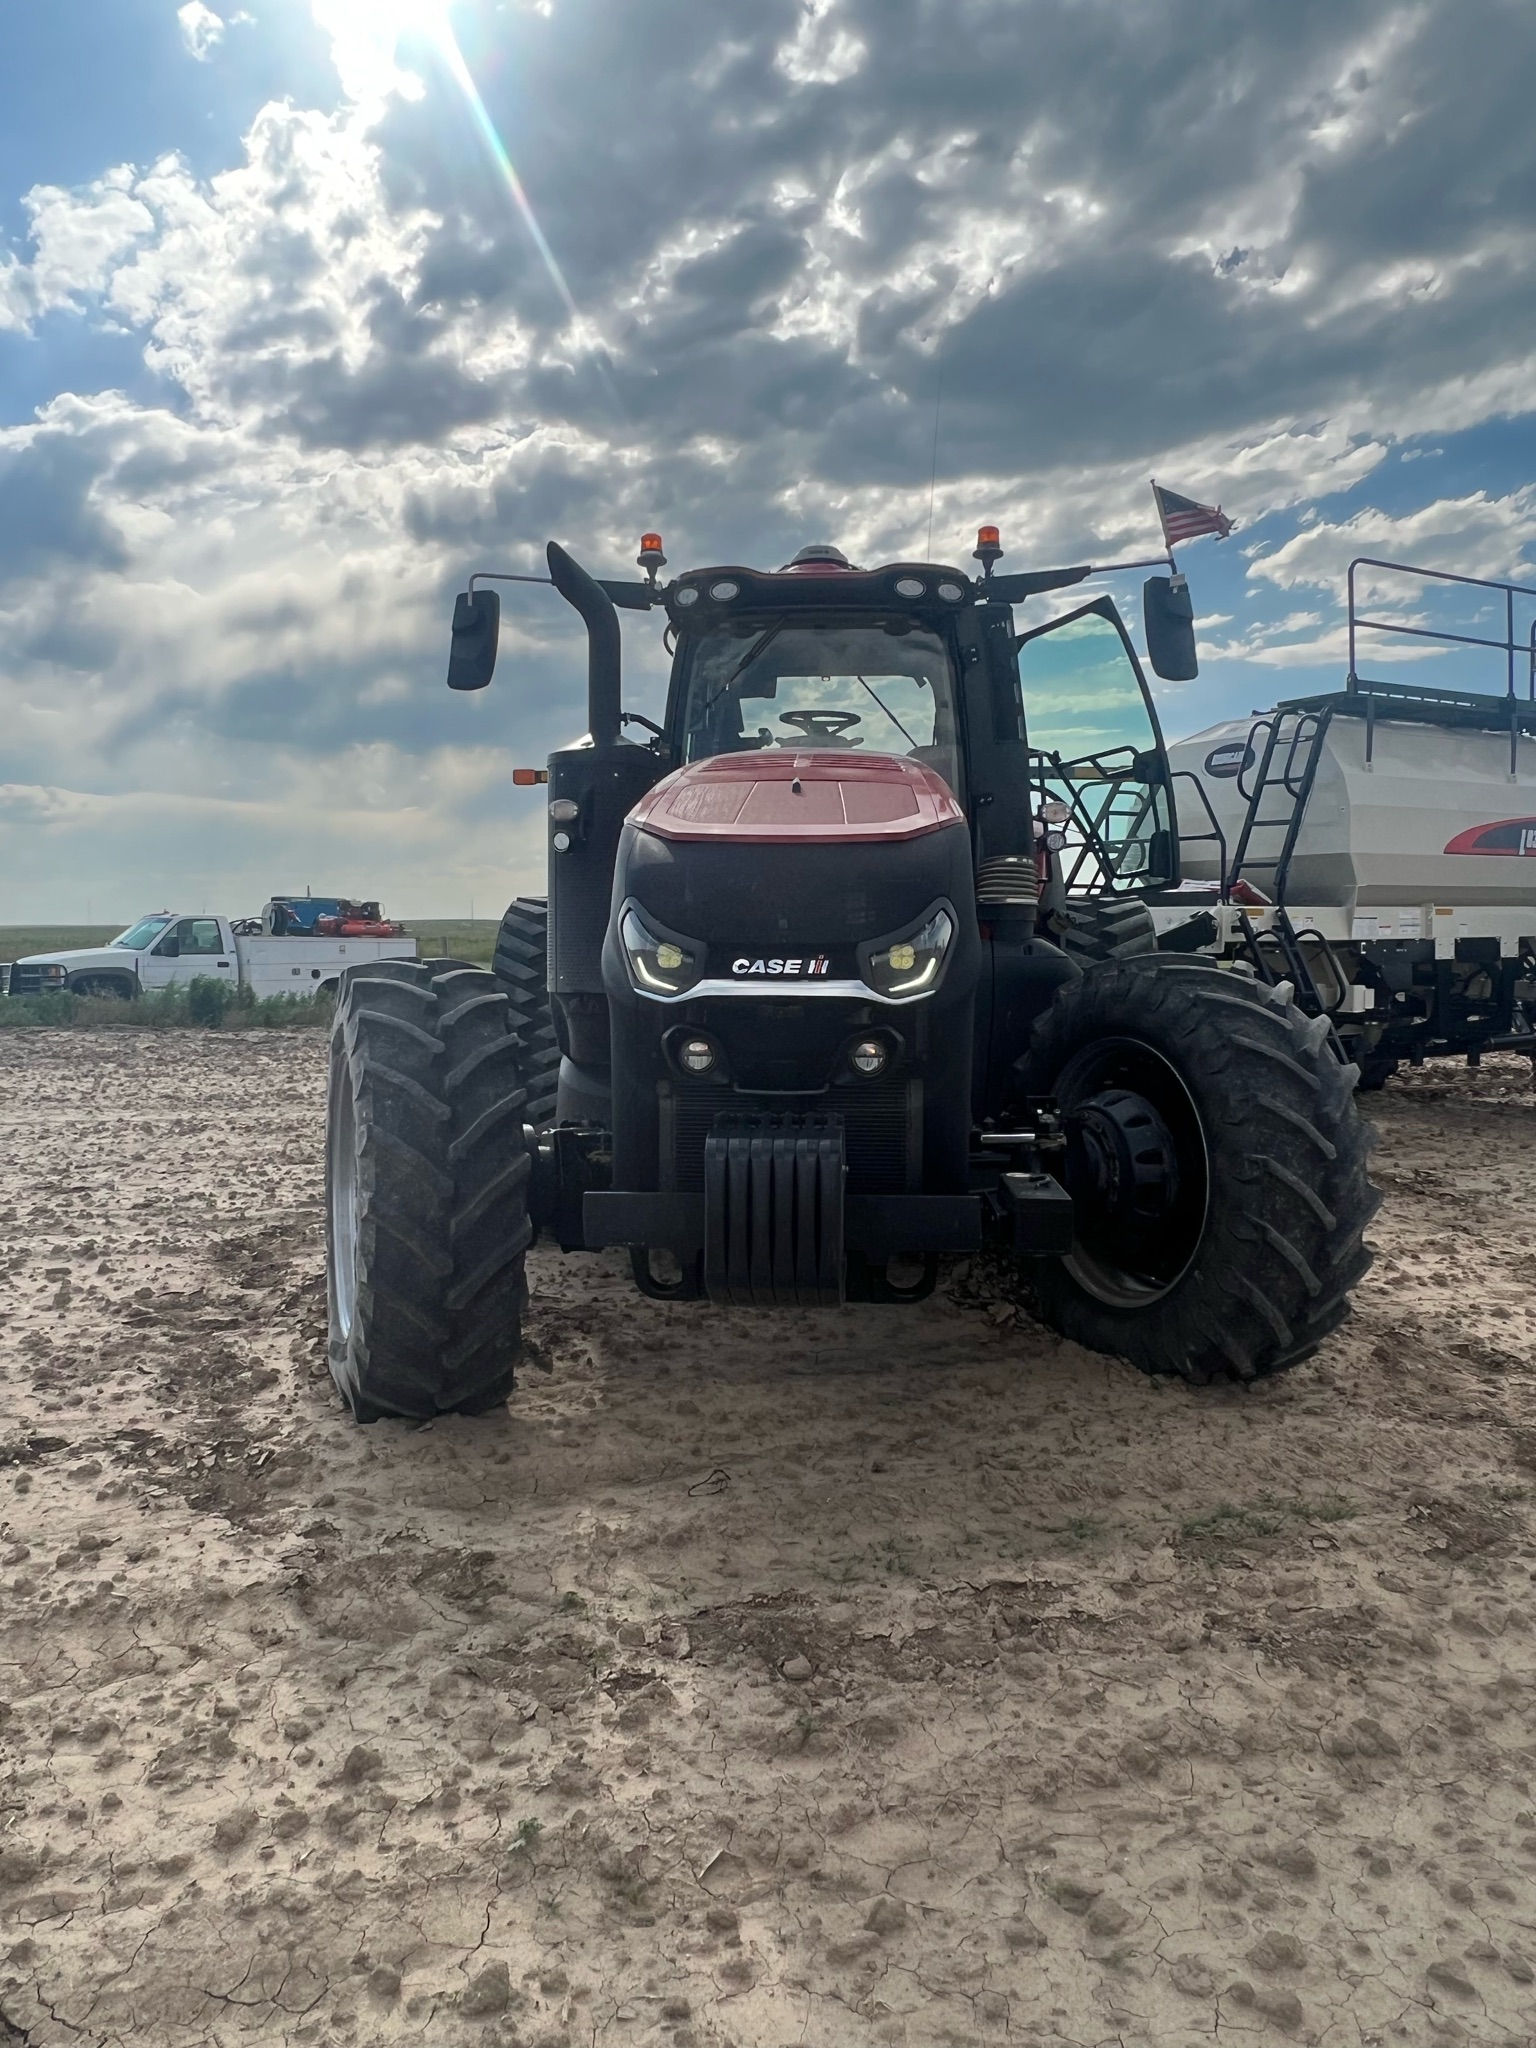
[850,1038,888,1076]
[620,908,704,997]
[678,1037,717,1074]
[861,908,955,999]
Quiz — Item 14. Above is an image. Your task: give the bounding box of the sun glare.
[311,0,456,104]
[311,0,590,343]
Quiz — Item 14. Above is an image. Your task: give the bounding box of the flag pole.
[1151,477,1179,574]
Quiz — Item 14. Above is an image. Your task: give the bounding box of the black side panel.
[548,742,667,1001]
[976,927,1082,1120]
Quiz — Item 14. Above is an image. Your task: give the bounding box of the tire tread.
[1020,958,1378,1385]
[325,959,529,1421]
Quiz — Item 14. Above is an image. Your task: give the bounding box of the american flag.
[1152,481,1234,547]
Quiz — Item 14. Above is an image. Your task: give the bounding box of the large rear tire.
[492,898,560,1127]
[325,961,531,1422]
[1020,960,1379,1383]
[1059,898,1157,967]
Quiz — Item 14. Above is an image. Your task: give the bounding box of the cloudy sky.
[3,0,1536,922]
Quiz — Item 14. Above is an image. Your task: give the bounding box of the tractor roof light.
[973,524,1003,577]
[638,531,667,580]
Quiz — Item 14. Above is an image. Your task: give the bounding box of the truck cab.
[5,913,236,1000]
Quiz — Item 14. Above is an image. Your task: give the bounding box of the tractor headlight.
[860,907,955,999]
[620,908,703,998]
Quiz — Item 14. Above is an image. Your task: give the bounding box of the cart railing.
[1347,556,1536,700]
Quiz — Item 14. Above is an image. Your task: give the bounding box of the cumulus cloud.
[177,3,226,62]
[5,0,1536,912]
[1251,490,1536,593]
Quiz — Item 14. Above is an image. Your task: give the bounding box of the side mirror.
[1143,575,1198,682]
[447,588,500,691]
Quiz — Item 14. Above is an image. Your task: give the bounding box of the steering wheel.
[778,709,863,744]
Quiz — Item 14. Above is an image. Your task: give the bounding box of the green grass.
[1179,1494,1359,1554]
[402,919,503,967]
[2,919,506,968]
[0,980,334,1031]
[2,917,509,1026]
[0,926,121,960]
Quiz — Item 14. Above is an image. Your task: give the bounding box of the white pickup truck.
[4,911,416,1001]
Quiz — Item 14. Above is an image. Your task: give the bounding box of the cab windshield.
[113,916,173,950]
[680,619,960,793]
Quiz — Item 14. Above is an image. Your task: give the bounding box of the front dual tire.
[325,960,532,1422]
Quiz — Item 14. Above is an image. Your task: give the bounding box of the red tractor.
[323,531,1376,1421]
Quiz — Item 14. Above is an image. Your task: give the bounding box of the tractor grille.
[666,1080,919,1195]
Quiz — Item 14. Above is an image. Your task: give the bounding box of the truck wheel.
[325,961,531,1422]
[68,973,136,1000]
[1019,960,1379,1383]
[492,897,560,1126]
[1059,899,1157,966]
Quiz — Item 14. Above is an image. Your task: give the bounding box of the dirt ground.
[1,1030,1534,2048]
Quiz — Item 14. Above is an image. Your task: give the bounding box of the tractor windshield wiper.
[699,623,785,720]
[854,675,917,748]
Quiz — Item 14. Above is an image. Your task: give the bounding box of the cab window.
[679,619,961,795]
[1017,601,1174,890]
[177,919,224,956]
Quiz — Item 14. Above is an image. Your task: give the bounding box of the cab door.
[145,918,238,987]
[1015,598,1178,893]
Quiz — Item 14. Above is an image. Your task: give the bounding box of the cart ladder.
[1227,708,1348,1059]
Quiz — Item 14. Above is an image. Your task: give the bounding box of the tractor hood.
[628,751,964,846]
[607,748,980,987]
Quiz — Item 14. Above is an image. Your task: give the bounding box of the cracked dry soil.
[1,1030,1535,2048]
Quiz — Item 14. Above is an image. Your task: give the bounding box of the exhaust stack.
[547,540,622,747]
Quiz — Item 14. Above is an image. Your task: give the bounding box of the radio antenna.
[925,343,944,560]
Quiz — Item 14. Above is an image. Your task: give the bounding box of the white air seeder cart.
[1158,558,1536,1087]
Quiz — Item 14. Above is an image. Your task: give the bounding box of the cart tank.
[1169,695,1536,913]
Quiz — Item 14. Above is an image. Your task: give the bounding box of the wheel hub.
[1065,1087,1180,1231]
[1049,1036,1210,1310]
